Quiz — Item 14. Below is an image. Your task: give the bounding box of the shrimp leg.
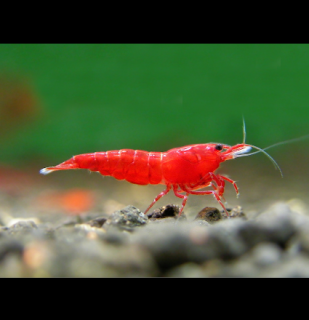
[180,183,229,216]
[173,185,189,215]
[144,184,172,214]
[218,175,239,197]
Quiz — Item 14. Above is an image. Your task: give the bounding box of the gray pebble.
[105,205,148,231]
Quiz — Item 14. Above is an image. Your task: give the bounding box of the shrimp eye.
[215,144,223,151]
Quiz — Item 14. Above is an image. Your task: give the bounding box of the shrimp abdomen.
[40,150,164,186]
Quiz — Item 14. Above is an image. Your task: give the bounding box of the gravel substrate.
[1,200,309,277]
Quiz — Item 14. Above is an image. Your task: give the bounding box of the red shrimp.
[40,128,284,217]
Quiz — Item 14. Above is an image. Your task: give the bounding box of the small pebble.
[194,207,222,223]
[221,206,246,220]
[105,205,148,231]
[147,204,186,221]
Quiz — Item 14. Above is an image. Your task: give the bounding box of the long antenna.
[242,133,309,157]
[239,118,308,177]
[256,134,309,152]
[237,144,284,177]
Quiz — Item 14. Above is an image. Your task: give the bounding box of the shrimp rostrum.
[40,132,282,216]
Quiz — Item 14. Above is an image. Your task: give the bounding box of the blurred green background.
[0,44,309,166]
